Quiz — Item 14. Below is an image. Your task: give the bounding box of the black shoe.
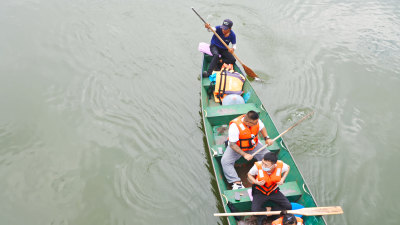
[202,71,209,78]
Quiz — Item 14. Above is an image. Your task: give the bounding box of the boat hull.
[200,53,327,225]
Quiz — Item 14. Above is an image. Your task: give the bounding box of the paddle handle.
[191,7,207,24]
[214,206,343,217]
[214,211,281,217]
[250,134,280,157]
[251,111,314,157]
[191,7,244,65]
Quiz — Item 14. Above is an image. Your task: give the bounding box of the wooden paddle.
[214,206,343,217]
[251,111,314,157]
[191,7,259,78]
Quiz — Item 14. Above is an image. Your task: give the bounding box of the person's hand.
[256,180,265,186]
[265,138,274,146]
[205,23,211,29]
[228,48,234,54]
[243,153,253,161]
[277,179,284,185]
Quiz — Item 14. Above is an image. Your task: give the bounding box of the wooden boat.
[200,50,327,225]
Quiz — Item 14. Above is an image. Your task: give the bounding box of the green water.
[0,0,399,224]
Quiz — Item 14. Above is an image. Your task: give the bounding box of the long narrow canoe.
[200,52,328,225]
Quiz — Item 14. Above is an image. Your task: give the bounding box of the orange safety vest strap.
[255,184,278,196]
[229,115,259,151]
[237,135,256,150]
[221,63,233,71]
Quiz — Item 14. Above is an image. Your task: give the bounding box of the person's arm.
[230,142,253,161]
[247,167,265,186]
[228,33,237,53]
[247,172,258,185]
[260,127,273,146]
[277,164,290,185]
[228,123,253,161]
[204,23,216,32]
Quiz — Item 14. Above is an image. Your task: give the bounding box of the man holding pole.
[202,19,237,77]
[221,110,273,189]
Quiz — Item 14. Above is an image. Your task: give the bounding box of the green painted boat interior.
[200,54,327,225]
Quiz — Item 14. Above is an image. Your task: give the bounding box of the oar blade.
[294,206,343,216]
[242,64,258,78]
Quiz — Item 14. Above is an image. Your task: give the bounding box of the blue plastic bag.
[243,92,251,103]
[291,202,304,218]
[209,72,217,82]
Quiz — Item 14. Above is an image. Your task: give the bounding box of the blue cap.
[221,19,233,30]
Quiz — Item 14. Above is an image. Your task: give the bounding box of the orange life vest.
[221,63,233,71]
[214,67,245,103]
[229,114,259,151]
[272,216,303,225]
[255,160,284,195]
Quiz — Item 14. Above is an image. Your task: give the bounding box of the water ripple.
[275,107,339,157]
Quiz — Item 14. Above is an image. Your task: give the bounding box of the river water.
[0,0,399,224]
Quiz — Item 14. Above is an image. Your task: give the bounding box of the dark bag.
[227,201,242,221]
[207,81,215,99]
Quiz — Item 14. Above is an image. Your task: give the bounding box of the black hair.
[263,152,278,163]
[280,211,297,225]
[246,110,259,120]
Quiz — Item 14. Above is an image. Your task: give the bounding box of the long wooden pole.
[214,206,343,217]
[251,111,314,157]
[192,7,259,78]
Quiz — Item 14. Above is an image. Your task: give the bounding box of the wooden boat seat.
[205,103,261,126]
[223,181,302,212]
[202,77,213,87]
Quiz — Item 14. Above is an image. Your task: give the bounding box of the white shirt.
[228,118,265,142]
[248,161,289,176]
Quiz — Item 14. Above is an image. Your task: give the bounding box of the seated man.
[221,110,273,189]
[247,152,292,225]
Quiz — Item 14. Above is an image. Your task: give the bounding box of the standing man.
[203,19,237,77]
[221,110,273,189]
[247,152,292,225]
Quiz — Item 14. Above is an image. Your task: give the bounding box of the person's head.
[262,152,278,172]
[221,19,233,35]
[282,213,297,225]
[243,111,259,127]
